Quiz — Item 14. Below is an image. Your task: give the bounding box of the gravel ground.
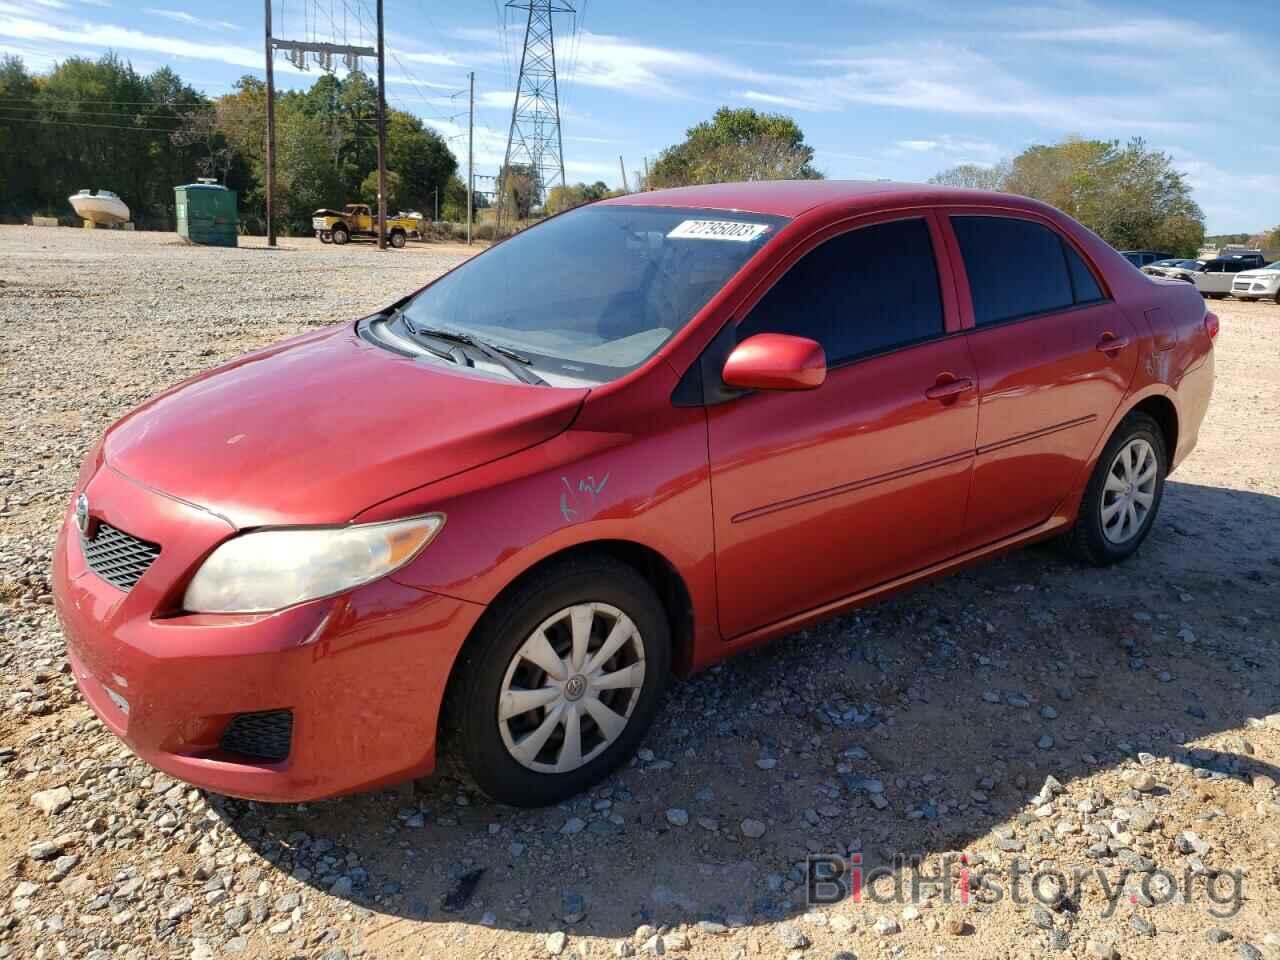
[2,225,1279,960]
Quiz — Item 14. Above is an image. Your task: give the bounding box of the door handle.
[1096,333,1131,352]
[925,377,974,401]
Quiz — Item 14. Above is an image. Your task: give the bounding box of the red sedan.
[53,181,1215,806]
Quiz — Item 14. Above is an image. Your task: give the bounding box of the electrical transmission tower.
[497,0,573,235]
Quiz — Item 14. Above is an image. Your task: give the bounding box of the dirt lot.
[1,225,1278,960]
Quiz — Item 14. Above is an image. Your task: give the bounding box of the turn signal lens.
[1204,312,1219,340]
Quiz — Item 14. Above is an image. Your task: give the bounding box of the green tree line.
[0,53,467,235]
[929,138,1208,257]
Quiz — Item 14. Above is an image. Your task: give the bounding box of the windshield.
[401,204,787,384]
[1174,260,1203,268]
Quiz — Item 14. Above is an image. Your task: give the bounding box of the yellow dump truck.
[312,204,422,247]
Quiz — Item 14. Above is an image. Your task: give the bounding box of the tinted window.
[738,218,943,365]
[951,216,1074,326]
[1063,243,1104,303]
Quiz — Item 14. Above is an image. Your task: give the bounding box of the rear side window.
[738,217,944,365]
[951,216,1074,326]
[1063,243,1104,303]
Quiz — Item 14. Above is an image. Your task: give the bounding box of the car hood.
[103,324,589,528]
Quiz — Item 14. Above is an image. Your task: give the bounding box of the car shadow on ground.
[212,479,1279,939]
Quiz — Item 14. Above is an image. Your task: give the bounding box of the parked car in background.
[1121,250,1175,267]
[1143,259,1204,282]
[1196,255,1261,298]
[1231,262,1280,302]
[54,181,1217,806]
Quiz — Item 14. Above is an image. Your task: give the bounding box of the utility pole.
[467,71,474,245]
[264,0,276,246]
[618,155,628,193]
[263,2,374,247]
[433,186,439,222]
[642,156,649,192]
[375,0,388,249]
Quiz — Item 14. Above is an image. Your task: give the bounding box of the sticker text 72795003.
[666,220,771,242]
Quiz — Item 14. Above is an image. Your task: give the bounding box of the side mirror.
[722,333,827,392]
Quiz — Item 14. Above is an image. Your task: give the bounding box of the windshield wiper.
[386,308,456,364]
[403,321,548,386]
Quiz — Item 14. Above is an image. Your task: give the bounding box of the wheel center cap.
[563,674,588,701]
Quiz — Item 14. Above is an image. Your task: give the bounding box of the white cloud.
[144,9,237,32]
[0,15,263,67]
[739,89,831,112]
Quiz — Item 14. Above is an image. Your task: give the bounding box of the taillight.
[1204,312,1219,340]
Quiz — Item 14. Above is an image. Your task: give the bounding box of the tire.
[1274,291,1280,304]
[389,229,406,249]
[1064,411,1167,566]
[319,233,332,244]
[442,554,670,807]
[331,226,349,245]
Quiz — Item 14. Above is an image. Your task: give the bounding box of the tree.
[0,56,41,220]
[170,107,232,184]
[928,162,1009,191]
[930,137,1206,258]
[386,111,456,215]
[498,162,540,220]
[545,180,618,214]
[648,106,821,188]
[360,169,403,211]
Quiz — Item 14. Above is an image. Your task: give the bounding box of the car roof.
[599,179,1047,219]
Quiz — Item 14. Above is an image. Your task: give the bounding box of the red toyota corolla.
[53,181,1215,806]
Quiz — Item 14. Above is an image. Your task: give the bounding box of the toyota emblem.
[74,494,90,535]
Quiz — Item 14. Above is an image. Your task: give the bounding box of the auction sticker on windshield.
[666,219,772,242]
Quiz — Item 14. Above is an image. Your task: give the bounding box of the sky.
[3,0,1277,233]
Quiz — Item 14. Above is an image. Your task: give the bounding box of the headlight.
[183,515,444,613]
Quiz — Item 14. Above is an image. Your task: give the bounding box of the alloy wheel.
[1100,437,1157,544]
[497,602,646,774]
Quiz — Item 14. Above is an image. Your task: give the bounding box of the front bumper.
[53,464,484,802]
[1231,281,1279,298]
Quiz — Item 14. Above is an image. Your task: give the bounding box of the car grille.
[220,709,293,762]
[80,523,161,591]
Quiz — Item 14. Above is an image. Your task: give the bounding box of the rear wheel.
[442,555,670,807]
[1065,411,1167,566]
[331,225,350,245]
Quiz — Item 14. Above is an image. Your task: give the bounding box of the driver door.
[705,213,978,639]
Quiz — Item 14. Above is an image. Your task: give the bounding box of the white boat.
[69,189,130,226]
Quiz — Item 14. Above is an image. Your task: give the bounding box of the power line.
[0,114,189,133]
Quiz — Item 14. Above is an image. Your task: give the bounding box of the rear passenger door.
[944,213,1138,548]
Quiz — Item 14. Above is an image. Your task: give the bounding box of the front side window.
[400,205,788,384]
[951,216,1076,326]
[737,217,945,365]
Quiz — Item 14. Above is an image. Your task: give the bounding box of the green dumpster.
[175,180,238,247]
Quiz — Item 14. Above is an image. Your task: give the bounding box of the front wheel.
[331,226,349,245]
[1064,411,1167,566]
[442,555,670,807]
[389,229,406,248]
